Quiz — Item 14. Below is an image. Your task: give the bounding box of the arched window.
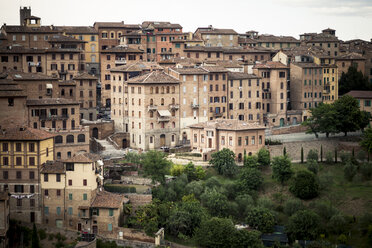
[166,86,170,93]
[150,87,153,94]
[155,87,159,94]
[172,122,175,128]
[172,86,175,93]
[78,134,85,143]
[107,64,111,69]
[172,98,175,104]
[55,135,63,144]
[161,98,164,106]
[150,136,154,143]
[150,123,154,129]
[91,55,96,62]
[66,135,74,143]
[61,89,65,96]
[150,98,153,105]
[161,87,165,94]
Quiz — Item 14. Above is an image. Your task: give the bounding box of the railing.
[147,105,158,111]
[39,114,69,121]
[41,126,88,132]
[58,70,68,74]
[214,112,223,117]
[263,88,270,92]
[158,116,170,122]
[169,104,179,110]
[115,58,127,64]
[191,103,200,109]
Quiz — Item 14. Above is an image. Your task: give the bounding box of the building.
[0,127,54,224]
[0,191,9,248]
[73,73,98,121]
[335,52,366,79]
[345,91,372,121]
[300,28,340,57]
[253,61,291,126]
[41,153,103,231]
[189,119,266,161]
[255,34,300,50]
[26,98,90,160]
[195,26,238,47]
[226,72,262,123]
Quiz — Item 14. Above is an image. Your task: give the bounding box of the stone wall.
[82,120,115,140]
[270,124,308,135]
[125,194,152,208]
[120,176,153,185]
[110,132,130,149]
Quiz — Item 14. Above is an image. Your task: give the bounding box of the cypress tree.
[31,223,40,248]
[352,148,355,157]
[320,145,323,163]
[283,147,287,156]
[335,148,338,164]
[301,147,304,163]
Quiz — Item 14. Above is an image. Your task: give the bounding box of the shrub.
[325,151,334,164]
[204,176,221,189]
[265,139,282,145]
[286,210,321,240]
[340,151,352,164]
[329,214,348,234]
[284,199,305,216]
[271,155,293,184]
[289,170,319,199]
[301,147,304,163]
[238,167,263,191]
[170,164,185,177]
[360,163,372,181]
[38,229,47,240]
[246,207,275,233]
[307,149,319,162]
[176,153,202,157]
[344,162,357,182]
[243,155,259,169]
[309,201,338,221]
[319,171,334,190]
[338,234,348,244]
[356,150,366,162]
[257,197,275,210]
[257,148,271,167]
[104,184,136,193]
[307,160,319,174]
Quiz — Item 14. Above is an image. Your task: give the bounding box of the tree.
[200,188,229,217]
[235,194,254,214]
[283,147,287,156]
[271,155,294,184]
[257,148,271,166]
[287,210,321,240]
[339,66,371,96]
[142,150,171,184]
[307,149,319,162]
[244,155,259,168]
[334,95,367,136]
[302,103,338,138]
[194,217,236,248]
[246,207,276,233]
[209,148,237,177]
[360,126,372,160]
[344,162,357,182]
[320,145,323,162]
[284,199,305,216]
[185,181,204,199]
[170,164,185,177]
[232,230,264,248]
[31,224,40,248]
[329,214,348,235]
[123,151,144,166]
[301,147,304,163]
[289,170,319,199]
[307,159,319,174]
[238,167,263,191]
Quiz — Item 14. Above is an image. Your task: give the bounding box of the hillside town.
[0,6,371,248]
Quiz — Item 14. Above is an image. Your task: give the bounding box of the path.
[95,138,127,159]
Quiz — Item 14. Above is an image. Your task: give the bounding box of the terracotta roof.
[345,91,372,99]
[63,152,101,163]
[73,72,98,80]
[41,160,65,174]
[256,35,299,43]
[0,46,46,54]
[307,34,340,42]
[47,35,86,43]
[189,119,266,131]
[0,83,27,97]
[291,62,323,68]
[101,46,144,53]
[45,48,81,53]
[254,61,288,69]
[26,98,80,106]
[336,52,365,60]
[214,60,244,68]
[91,191,128,208]
[58,80,76,86]
[201,66,228,73]
[56,26,97,34]
[198,28,238,35]
[110,62,163,72]
[0,127,55,141]
[7,71,57,81]
[3,25,62,34]
[170,67,207,75]
[142,21,182,29]
[228,72,260,80]
[93,21,126,28]
[126,71,179,84]
[238,37,258,44]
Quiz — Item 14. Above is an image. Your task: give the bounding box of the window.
[29,157,35,166]
[3,171,8,179]
[16,157,22,166]
[56,174,61,182]
[66,163,74,171]
[69,194,73,200]
[68,180,72,186]
[108,224,113,231]
[44,174,48,182]
[29,143,35,152]
[8,98,14,106]
[15,185,24,193]
[68,207,73,215]
[44,189,49,196]
[83,193,87,200]
[251,136,255,145]
[44,207,49,215]
[57,189,61,196]
[57,207,61,215]
[83,179,87,186]
[109,209,114,216]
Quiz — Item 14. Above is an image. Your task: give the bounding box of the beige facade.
[346,91,372,123]
[189,119,265,161]
[0,127,54,224]
[195,26,238,47]
[73,73,98,121]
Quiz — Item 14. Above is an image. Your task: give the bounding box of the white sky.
[1,0,371,41]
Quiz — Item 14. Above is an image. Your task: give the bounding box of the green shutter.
[83,193,87,200]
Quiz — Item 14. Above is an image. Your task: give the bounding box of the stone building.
[195,26,238,47]
[73,73,98,121]
[253,61,291,127]
[26,98,89,160]
[189,119,265,161]
[346,91,372,124]
[0,127,54,224]
[300,28,340,57]
[335,52,366,79]
[255,34,300,50]
[0,191,9,248]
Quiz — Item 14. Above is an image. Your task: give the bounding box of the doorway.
[122,139,128,149]
[92,127,98,139]
[160,134,166,147]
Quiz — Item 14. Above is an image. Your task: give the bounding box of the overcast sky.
[1,0,371,41]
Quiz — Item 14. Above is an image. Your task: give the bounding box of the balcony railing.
[213,112,223,117]
[115,58,127,65]
[169,104,179,110]
[41,126,88,132]
[191,103,200,109]
[263,88,270,92]
[39,114,69,121]
[148,105,158,111]
[158,116,170,122]
[58,70,68,74]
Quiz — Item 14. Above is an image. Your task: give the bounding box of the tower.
[20,6,31,26]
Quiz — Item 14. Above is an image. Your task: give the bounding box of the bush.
[38,229,47,240]
[307,160,319,174]
[204,176,221,189]
[257,197,275,210]
[357,150,366,161]
[238,167,263,191]
[176,152,202,157]
[325,151,334,164]
[309,201,338,221]
[246,207,276,233]
[286,210,321,240]
[340,151,352,163]
[360,163,372,181]
[235,194,254,214]
[344,162,357,182]
[170,164,185,177]
[307,149,319,162]
[265,139,282,145]
[257,148,271,167]
[271,155,293,184]
[289,170,319,199]
[329,214,348,234]
[284,199,305,216]
[338,234,348,244]
[244,155,259,169]
[104,184,136,193]
[185,181,205,199]
[318,171,334,190]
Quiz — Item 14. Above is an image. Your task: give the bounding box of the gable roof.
[91,191,128,208]
[126,71,179,84]
[0,127,55,141]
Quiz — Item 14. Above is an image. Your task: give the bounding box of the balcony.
[58,70,68,74]
[213,112,223,117]
[191,103,200,109]
[115,58,127,65]
[158,116,170,122]
[39,114,69,121]
[323,89,330,95]
[263,88,270,93]
[169,104,180,110]
[148,105,158,111]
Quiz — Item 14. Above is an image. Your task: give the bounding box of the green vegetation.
[339,66,372,95]
[104,184,137,193]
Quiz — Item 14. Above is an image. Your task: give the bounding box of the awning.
[46,83,53,89]
[158,110,171,117]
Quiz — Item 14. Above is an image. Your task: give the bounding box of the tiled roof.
[91,191,128,208]
[101,46,144,53]
[198,28,238,35]
[345,91,372,99]
[110,62,163,72]
[228,72,260,80]
[3,25,61,34]
[238,37,258,44]
[142,21,182,29]
[201,66,228,73]
[0,127,55,141]
[307,34,340,42]
[336,52,365,60]
[170,67,207,75]
[253,61,288,69]
[41,160,65,174]
[189,119,265,131]
[127,71,179,84]
[8,71,57,81]
[58,80,76,86]
[47,35,86,43]
[45,48,81,53]
[291,62,323,68]
[214,60,244,68]
[73,72,98,80]
[0,46,46,54]
[63,152,101,163]
[0,83,27,97]
[26,98,80,106]
[256,35,299,43]
[93,21,126,28]
[56,26,97,34]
